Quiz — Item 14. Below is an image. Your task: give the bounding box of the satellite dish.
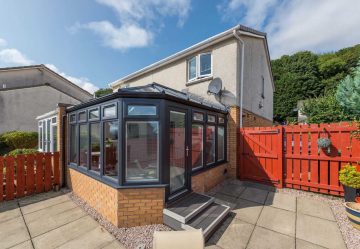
[207,78,222,96]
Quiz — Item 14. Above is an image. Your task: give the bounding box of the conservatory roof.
[67,83,228,113]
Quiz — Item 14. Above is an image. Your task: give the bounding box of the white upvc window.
[38,115,57,153]
[187,52,212,82]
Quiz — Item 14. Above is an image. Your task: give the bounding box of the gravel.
[68,193,171,249]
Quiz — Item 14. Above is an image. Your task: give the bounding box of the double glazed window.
[187,52,212,81]
[192,112,226,170]
[38,116,57,153]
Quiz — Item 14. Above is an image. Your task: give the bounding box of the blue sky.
[1,0,360,93]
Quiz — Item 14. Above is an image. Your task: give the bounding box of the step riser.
[203,206,230,239]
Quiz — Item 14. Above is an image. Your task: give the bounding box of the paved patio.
[0,191,124,249]
[206,181,347,249]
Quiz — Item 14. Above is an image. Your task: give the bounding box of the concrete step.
[164,192,214,223]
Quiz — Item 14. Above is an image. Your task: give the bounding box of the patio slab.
[0,200,21,223]
[256,206,296,237]
[247,226,295,249]
[239,187,269,204]
[209,217,255,249]
[265,192,296,212]
[9,240,34,249]
[296,239,326,249]
[232,198,263,224]
[0,216,30,248]
[217,183,245,198]
[20,194,70,215]
[24,200,86,237]
[297,198,335,221]
[296,213,346,249]
[213,193,238,209]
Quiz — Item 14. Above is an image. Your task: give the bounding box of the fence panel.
[0,152,60,202]
[239,122,360,196]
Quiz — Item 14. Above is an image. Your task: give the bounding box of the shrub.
[339,164,360,189]
[1,131,38,149]
[6,148,38,157]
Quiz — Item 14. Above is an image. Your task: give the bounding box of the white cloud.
[0,38,7,47]
[0,48,34,66]
[218,0,360,59]
[86,21,153,50]
[72,0,191,50]
[45,64,99,94]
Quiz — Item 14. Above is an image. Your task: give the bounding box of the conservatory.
[66,83,227,207]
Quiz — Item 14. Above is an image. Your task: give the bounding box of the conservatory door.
[169,109,190,198]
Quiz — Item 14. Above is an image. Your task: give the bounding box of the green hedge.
[6,148,38,157]
[0,131,38,150]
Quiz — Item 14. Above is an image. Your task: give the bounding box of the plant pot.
[356,197,360,203]
[343,185,358,202]
[344,202,360,230]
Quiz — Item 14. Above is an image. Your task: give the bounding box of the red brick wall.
[192,163,228,193]
[67,168,165,227]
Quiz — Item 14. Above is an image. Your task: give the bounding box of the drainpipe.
[233,30,245,128]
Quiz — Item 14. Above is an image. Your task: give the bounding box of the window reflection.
[90,123,100,172]
[104,121,118,178]
[126,121,159,181]
[192,124,203,169]
[206,125,215,164]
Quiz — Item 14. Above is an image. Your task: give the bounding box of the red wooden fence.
[238,122,360,196]
[0,152,60,201]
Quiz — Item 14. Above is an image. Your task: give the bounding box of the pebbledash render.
[58,25,274,228]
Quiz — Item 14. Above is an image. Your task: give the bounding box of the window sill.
[186,76,213,86]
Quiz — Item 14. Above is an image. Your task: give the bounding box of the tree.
[94,88,113,98]
[336,61,360,117]
[302,94,352,123]
[272,51,322,122]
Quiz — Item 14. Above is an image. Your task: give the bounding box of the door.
[168,109,190,199]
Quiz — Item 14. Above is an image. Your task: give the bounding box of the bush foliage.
[339,164,360,189]
[6,148,38,156]
[0,131,38,150]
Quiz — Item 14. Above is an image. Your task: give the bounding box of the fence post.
[277,126,284,188]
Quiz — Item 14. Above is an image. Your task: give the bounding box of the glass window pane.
[46,119,51,152]
[104,121,119,178]
[128,105,157,116]
[90,123,101,172]
[52,125,57,152]
[103,105,116,118]
[70,114,76,123]
[39,126,43,150]
[208,115,216,123]
[219,117,225,124]
[200,53,211,76]
[89,109,99,120]
[206,125,215,164]
[192,124,203,169]
[70,125,77,164]
[169,111,186,193]
[188,57,196,80]
[193,112,204,121]
[126,121,159,182]
[79,124,88,167]
[79,112,86,122]
[52,117,56,123]
[218,126,225,161]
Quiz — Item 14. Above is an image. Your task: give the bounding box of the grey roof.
[119,83,227,111]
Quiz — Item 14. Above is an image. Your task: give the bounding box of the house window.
[104,121,118,178]
[70,125,77,164]
[261,75,265,99]
[89,108,99,120]
[193,112,204,121]
[187,52,212,82]
[125,121,159,182]
[217,126,225,161]
[38,122,43,151]
[90,123,100,172]
[79,111,87,122]
[103,104,117,118]
[79,124,88,167]
[128,105,157,116]
[192,124,203,169]
[208,115,216,123]
[205,125,216,164]
[219,117,225,124]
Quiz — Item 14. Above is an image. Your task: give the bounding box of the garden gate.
[238,123,360,196]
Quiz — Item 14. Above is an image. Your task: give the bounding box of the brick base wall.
[243,109,273,127]
[67,168,164,227]
[191,163,228,193]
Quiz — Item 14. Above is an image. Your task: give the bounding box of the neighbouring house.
[0,64,93,134]
[59,25,274,236]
